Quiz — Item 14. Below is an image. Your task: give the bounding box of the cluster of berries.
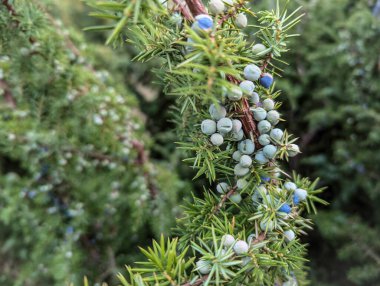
[252,180,307,234]
[191,0,251,37]
[195,233,252,275]
[193,4,305,282]
[201,104,244,146]
[208,0,248,28]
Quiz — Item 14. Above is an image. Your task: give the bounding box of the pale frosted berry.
[216,182,230,194]
[250,92,260,104]
[278,203,292,214]
[259,73,273,89]
[247,233,256,245]
[236,179,248,190]
[284,181,297,192]
[238,139,255,154]
[231,129,244,141]
[263,194,272,204]
[260,220,274,232]
[169,13,183,27]
[209,104,227,120]
[258,120,271,134]
[222,0,234,5]
[232,119,242,133]
[239,155,252,167]
[235,13,248,28]
[217,117,233,134]
[186,37,194,53]
[209,0,225,14]
[287,144,300,157]
[294,188,307,201]
[234,164,250,176]
[239,80,255,95]
[252,185,266,202]
[270,128,283,141]
[232,150,242,161]
[255,184,267,194]
[244,64,261,81]
[222,234,235,248]
[255,151,269,164]
[252,43,267,55]
[275,187,284,193]
[262,98,275,111]
[283,279,297,286]
[258,134,271,146]
[251,191,261,202]
[283,230,295,242]
[230,193,242,203]
[221,86,228,97]
[252,107,267,121]
[210,133,224,146]
[241,256,251,266]
[266,110,280,125]
[273,168,281,178]
[196,259,212,274]
[227,86,243,101]
[233,240,249,254]
[201,119,217,135]
[263,144,277,159]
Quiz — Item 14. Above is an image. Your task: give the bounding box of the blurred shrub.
[277,0,380,284]
[0,1,188,285]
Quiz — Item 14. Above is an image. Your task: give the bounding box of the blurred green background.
[0,0,379,285]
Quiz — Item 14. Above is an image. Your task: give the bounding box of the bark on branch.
[0,80,16,108]
[2,0,17,16]
[184,0,207,16]
[181,274,209,286]
[172,0,193,20]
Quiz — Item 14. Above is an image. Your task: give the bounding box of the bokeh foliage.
[0,0,379,285]
[0,1,188,285]
[277,0,380,285]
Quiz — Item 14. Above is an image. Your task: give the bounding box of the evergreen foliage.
[0,1,187,285]
[277,0,380,284]
[88,0,327,285]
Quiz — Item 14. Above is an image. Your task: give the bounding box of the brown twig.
[2,0,36,43]
[260,53,273,72]
[132,140,159,198]
[212,186,237,214]
[2,0,17,16]
[217,2,245,26]
[184,0,207,16]
[0,80,16,108]
[238,97,261,148]
[252,232,266,244]
[131,140,149,165]
[225,75,261,148]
